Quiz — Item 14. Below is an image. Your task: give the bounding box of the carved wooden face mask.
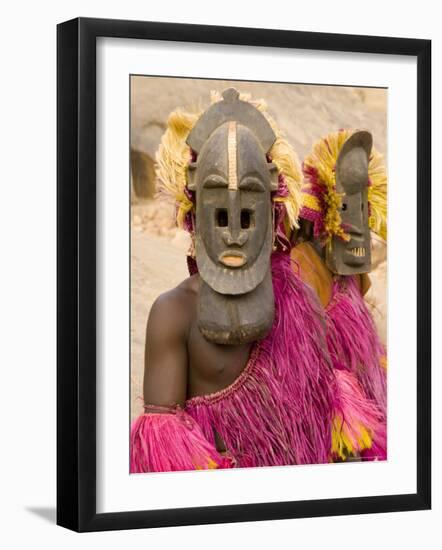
[186,89,278,345]
[326,131,373,276]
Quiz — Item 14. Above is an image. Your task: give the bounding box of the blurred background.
[130,76,388,421]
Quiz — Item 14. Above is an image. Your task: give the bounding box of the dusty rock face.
[131,76,387,162]
[131,149,156,200]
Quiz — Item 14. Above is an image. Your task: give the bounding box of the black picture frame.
[57,17,431,532]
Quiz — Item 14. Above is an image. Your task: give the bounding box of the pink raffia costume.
[131,94,386,472]
[297,129,388,460]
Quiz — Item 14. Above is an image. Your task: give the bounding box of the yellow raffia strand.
[301,193,322,213]
[207,458,218,469]
[302,129,387,243]
[155,108,201,228]
[194,458,219,470]
[331,415,373,460]
[156,91,303,230]
[380,355,387,370]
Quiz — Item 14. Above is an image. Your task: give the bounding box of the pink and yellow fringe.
[130,408,233,473]
[326,276,387,414]
[332,368,386,461]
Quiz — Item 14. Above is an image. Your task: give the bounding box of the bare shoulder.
[143,275,199,406]
[147,274,200,338]
[151,273,199,315]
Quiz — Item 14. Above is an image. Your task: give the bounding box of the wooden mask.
[325,131,373,275]
[186,89,278,344]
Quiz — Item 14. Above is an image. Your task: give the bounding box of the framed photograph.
[57,17,431,532]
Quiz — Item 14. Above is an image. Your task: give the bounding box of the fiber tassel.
[326,276,387,413]
[130,410,233,473]
[332,368,386,461]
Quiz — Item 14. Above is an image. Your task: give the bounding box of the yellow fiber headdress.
[155,91,303,236]
[301,129,387,243]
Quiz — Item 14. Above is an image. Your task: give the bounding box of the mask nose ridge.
[222,189,249,247]
[222,229,248,247]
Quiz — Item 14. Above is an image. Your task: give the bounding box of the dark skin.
[143,273,251,410]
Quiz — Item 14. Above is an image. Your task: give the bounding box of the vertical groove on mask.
[227,121,238,190]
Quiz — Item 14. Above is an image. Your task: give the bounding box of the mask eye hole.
[361,203,364,211]
[241,209,253,229]
[216,209,228,227]
[341,203,348,212]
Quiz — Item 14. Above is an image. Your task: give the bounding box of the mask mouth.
[343,245,367,266]
[345,234,366,260]
[219,251,247,268]
[349,247,366,258]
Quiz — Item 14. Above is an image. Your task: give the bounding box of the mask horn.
[336,131,373,192]
[186,88,276,155]
[338,130,373,163]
